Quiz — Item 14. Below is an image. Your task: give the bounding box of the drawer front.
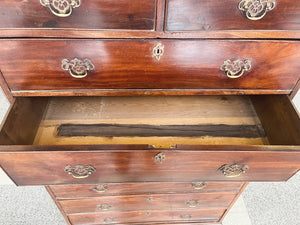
[59,192,237,214]
[68,208,224,225]
[0,0,155,30]
[1,40,300,93]
[0,146,299,185]
[166,0,300,31]
[50,182,244,199]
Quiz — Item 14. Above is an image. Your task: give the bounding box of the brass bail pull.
[64,165,96,179]
[40,0,81,17]
[220,58,251,78]
[219,164,249,178]
[238,0,276,21]
[61,57,95,78]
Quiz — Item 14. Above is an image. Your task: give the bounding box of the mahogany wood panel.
[251,95,300,145]
[0,0,155,30]
[68,208,224,225]
[1,40,300,93]
[0,98,48,145]
[60,192,236,214]
[49,182,244,199]
[166,0,300,31]
[0,145,299,185]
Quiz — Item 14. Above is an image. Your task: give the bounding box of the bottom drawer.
[68,208,225,225]
[0,95,299,185]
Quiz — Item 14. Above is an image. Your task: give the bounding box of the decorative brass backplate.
[191,182,207,190]
[238,0,276,20]
[40,0,81,17]
[153,152,166,164]
[219,164,249,178]
[61,57,95,78]
[220,58,251,78]
[180,214,192,220]
[93,184,109,193]
[103,217,115,224]
[64,165,96,179]
[186,199,200,208]
[97,204,112,211]
[152,43,164,61]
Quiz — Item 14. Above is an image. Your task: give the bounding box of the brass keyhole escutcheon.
[153,152,166,164]
[152,43,164,61]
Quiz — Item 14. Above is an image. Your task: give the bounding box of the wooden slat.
[57,124,265,138]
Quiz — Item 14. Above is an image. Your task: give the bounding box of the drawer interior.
[0,95,299,147]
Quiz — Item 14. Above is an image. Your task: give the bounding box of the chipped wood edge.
[290,78,300,100]
[0,71,14,104]
[219,182,248,223]
[45,186,72,225]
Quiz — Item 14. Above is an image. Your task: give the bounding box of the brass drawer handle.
[219,164,249,178]
[40,0,81,17]
[64,165,96,179]
[238,0,276,20]
[93,184,109,193]
[62,57,95,78]
[98,204,112,211]
[191,182,207,190]
[103,217,115,224]
[186,200,200,208]
[180,214,192,220]
[220,58,251,78]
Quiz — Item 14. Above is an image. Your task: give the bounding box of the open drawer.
[0,95,299,185]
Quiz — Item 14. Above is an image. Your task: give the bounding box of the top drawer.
[0,0,155,31]
[166,0,300,31]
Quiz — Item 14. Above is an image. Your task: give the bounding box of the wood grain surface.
[0,146,299,185]
[68,208,224,225]
[0,40,299,93]
[166,0,300,31]
[59,192,236,214]
[49,182,244,199]
[0,0,155,30]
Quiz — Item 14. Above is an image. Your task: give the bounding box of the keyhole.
[157,49,160,54]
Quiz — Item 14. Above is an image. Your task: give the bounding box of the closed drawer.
[166,0,300,31]
[59,192,237,214]
[0,95,299,185]
[0,0,155,30]
[49,182,244,199]
[68,208,225,225]
[1,40,300,94]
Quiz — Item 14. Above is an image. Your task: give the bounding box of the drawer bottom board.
[33,96,267,146]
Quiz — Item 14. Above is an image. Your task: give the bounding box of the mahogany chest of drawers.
[0,0,299,224]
